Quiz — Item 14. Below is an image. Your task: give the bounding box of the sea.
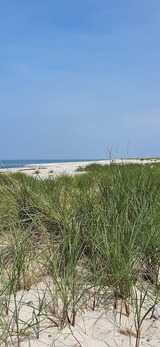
[0,159,99,169]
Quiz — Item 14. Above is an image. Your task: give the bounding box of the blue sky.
[1,0,160,159]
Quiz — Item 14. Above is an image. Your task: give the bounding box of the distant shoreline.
[0,158,160,179]
[0,157,160,169]
[0,159,101,169]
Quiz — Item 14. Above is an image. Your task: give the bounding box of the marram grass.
[0,163,160,344]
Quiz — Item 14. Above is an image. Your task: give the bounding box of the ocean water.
[0,159,98,169]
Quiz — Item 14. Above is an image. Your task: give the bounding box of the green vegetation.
[0,163,160,345]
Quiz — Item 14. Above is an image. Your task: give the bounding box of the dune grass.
[0,162,160,345]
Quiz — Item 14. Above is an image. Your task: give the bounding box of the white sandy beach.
[0,158,160,180]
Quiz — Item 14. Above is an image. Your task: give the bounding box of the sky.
[0,0,160,159]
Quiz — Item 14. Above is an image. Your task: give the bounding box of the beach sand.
[7,279,160,347]
[0,158,160,179]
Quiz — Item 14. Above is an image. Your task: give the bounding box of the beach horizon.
[0,157,160,179]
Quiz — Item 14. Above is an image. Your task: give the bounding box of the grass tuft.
[0,163,160,344]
